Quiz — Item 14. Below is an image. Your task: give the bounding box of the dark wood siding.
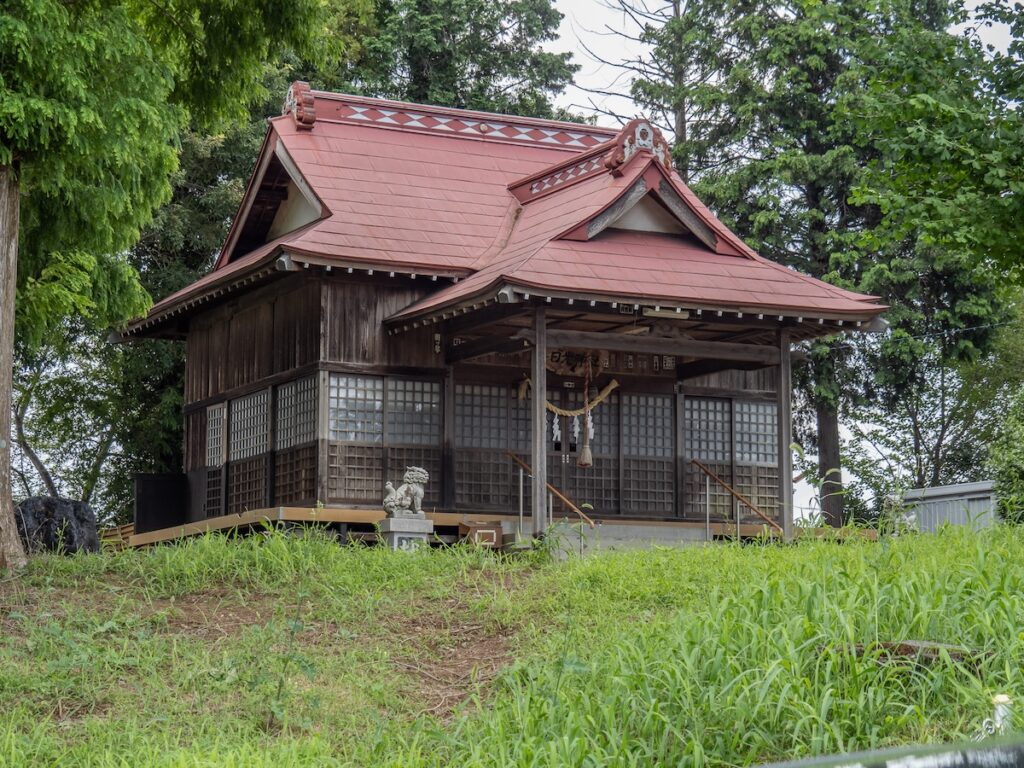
[684,367,778,395]
[184,275,319,405]
[321,277,442,369]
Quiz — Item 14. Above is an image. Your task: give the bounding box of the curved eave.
[386,278,888,338]
[119,248,471,342]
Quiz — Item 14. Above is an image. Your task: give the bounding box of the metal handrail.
[506,452,596,528]
[690,458,783,534]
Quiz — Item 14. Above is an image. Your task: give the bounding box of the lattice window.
[622,394,673,458]
[386,379,441,446]
[328,375,383,443]
[684,398,731,462]
[455,384,508,449]
[206,403,226,468]
[622,458,675,514]
[509,392,532,453]
[569,457,619,514]
[229,391,269,461]
[735,464,780,520]
[276,377,317,450]
[735,401,778,465]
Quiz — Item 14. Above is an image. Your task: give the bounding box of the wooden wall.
[184,275,320,405]
[684,367,778,395]
[321,277,443,369]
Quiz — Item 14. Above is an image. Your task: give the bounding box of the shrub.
[990,388,1024,522]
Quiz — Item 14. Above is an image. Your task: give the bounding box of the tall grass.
[3,526,1024,766]
[390,528,1024,767]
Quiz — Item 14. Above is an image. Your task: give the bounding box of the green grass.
[2,526,1024,766]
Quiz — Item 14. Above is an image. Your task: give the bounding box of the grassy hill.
[2,526,1023,766]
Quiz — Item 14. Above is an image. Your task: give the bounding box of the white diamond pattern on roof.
[332,101,609,148]
[529,156,604,195]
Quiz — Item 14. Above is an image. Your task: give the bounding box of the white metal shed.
[903,481,996,532]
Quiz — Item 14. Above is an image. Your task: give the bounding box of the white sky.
[546,0,1011,516]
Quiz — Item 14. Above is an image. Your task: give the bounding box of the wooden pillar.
[532,307,548,537]
[777,330,794,541]
[442,365,456,510]
[316,368,330,506]
[674,385,686,519]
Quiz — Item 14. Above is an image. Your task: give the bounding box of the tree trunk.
[14,392,59,498]
[81,428,115,505]
[671,0,689,184]
[816,399,845,527]
[0,165,27,570]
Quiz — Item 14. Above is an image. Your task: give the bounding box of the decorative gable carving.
[283,81,316,129]
[603,119,673,176]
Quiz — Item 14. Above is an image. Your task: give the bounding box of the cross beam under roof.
[514,329,780,365]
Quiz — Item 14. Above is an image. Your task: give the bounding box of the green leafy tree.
[990,387,1024,523]
[844,301,1024,516]
[851,1,1024,278]
[0,0,337,569]
[349,0,577,117]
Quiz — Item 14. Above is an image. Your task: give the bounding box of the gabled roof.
[390,122,881,322]
[125,83,885,336]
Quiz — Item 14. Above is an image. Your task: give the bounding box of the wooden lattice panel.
[622,394,674,459]
[205,403,226,468]
[684,460,734,520]
[276,377,317,450]
[205,468,223,518]
[274,443,317,505]
[622,458,675,515]
[229,391,269,461]
[735,401,778,465]
[621,394,674,514]
[455,451,512,509]
[734,464,780,521]
[386,379,442,445]
[455,384,509,450]
[684,397,732,463]
[227,455,267,514]
[567,457,619,515]
[328,375,384,442]
[327,442,383,502]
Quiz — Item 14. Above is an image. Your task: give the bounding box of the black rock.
[14,497,100,555]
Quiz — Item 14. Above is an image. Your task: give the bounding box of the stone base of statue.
[379,515,434,551]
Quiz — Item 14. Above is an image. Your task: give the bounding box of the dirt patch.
[385,568,529,720]
[145,590,274,640]
[0,579,125,639]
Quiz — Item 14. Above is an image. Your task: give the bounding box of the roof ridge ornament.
[284,81,316,130]
[604,119,672,176]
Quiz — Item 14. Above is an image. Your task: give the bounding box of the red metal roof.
[135,86,885,331]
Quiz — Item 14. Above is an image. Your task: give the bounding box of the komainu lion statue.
[383,466,429,517]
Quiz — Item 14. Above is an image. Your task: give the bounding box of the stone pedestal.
[379,516,434,551]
